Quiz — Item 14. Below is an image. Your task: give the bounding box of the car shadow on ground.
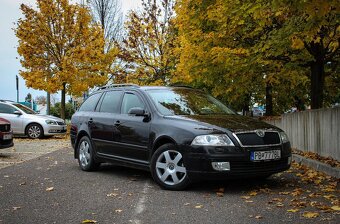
[90,163,295,193]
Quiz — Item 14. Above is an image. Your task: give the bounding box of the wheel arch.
[74,130,90,159]
[150,136,177,160]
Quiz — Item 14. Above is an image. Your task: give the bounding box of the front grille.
[57,121,65,125]
[235,131,280,146]
[231,158,288,174]
[0,124,10,132]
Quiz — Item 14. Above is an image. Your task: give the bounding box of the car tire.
[26,123,44,139]
[151,143,190,190]
[77,136,100,171]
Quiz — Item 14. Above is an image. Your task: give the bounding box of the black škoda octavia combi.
[70,84,291,190]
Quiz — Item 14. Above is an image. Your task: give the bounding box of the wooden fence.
[265,107,340,161]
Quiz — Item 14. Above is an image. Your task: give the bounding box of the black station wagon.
[70,84,291,190]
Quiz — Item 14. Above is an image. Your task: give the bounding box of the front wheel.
[151,143,190,190]
[26,124,43,139]
[77,136,100,171]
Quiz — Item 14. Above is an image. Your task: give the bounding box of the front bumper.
[43,124,67,136]
[181,143,291,180]
[0,132,14,149]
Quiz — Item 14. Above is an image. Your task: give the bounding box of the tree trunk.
[61,83,66,120]
[310,59,325,109]
[46,92,50,115]
[265,83,273,116]
[242,94,251,116]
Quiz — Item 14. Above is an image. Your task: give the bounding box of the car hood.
[0,118,11,125]
[164,114,280,133]
[26,114,64,122]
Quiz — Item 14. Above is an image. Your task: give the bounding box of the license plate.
[3,134,12,140]
[250,150,281,161]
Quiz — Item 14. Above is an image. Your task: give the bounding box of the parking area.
[0,137,69,169]
[0,138,339,223]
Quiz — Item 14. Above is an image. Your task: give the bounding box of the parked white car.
[0,100,67,139]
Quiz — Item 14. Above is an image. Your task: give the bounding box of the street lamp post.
[16,75,19,102]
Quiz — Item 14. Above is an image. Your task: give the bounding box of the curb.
[292,154,340,179]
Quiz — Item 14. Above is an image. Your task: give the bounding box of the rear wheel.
[77,136,100,171]
[151,143,190,190]
[26,124,43,139]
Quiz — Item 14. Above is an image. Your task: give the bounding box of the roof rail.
[169,84,193,88]
[96,83,140,91]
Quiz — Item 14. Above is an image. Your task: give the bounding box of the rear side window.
[79,93,101,112]
[121,93,145,114]
[99,91,122,113]
[0,103,16,114]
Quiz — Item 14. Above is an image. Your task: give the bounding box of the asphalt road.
[0,141,339,224]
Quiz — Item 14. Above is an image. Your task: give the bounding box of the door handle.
[88,118,93,124]
[114,120,121,126]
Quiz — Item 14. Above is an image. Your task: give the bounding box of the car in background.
[252,107,265,116]
[0,118,13,149]
[0,100,67,139]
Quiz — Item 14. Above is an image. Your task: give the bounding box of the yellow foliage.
[15,0,113,96]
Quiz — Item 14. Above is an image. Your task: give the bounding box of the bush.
[50,102,75,120]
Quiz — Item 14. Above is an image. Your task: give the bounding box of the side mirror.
[128,107,147,117]
[13,110,22,116]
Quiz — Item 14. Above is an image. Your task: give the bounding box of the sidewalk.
[293,154,340,178]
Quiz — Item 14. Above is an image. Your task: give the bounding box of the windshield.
[13,103,36,114]
[147,88,235,116]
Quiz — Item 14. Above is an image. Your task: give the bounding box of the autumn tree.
[86,0,123,82]
[264,0,339,109]
[175,0,339,113]
[120,0,177,85]
[15,0,111,119]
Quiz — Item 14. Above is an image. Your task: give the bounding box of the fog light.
[212,162,230,171]
[288,156,292,165]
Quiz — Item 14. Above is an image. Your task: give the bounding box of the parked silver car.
[0,100,67,139]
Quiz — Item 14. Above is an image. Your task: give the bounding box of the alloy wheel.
[79,140,91,168]
[155,150,187,186]
[27,125,42,138]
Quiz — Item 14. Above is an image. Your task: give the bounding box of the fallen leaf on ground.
[276,202,284,207]
[241,196,251,200]
[287,209,299,213]
[115,209,123,213]
[245,200,253,203]
[184,203,190,206]
[323,194,335,200]
[248,191,258,196]
[216,192,224,197]
[46,187,54,192]
[107,193,118,197]
[82,220,97,223]
[195,205,203,209]
[255,215,262,219]
[279,192,290,195]
[303,212,319,218]
[13,207,21,211]
[331,206,340,211]
[19,182,26,186]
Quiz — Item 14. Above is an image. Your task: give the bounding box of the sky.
[0,0,141,102]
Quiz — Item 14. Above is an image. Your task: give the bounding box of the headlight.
[191,134,235,146]
[279,132,289,143]
[45,120,58,125]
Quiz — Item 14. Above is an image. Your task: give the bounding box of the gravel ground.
[0,137,69,169]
